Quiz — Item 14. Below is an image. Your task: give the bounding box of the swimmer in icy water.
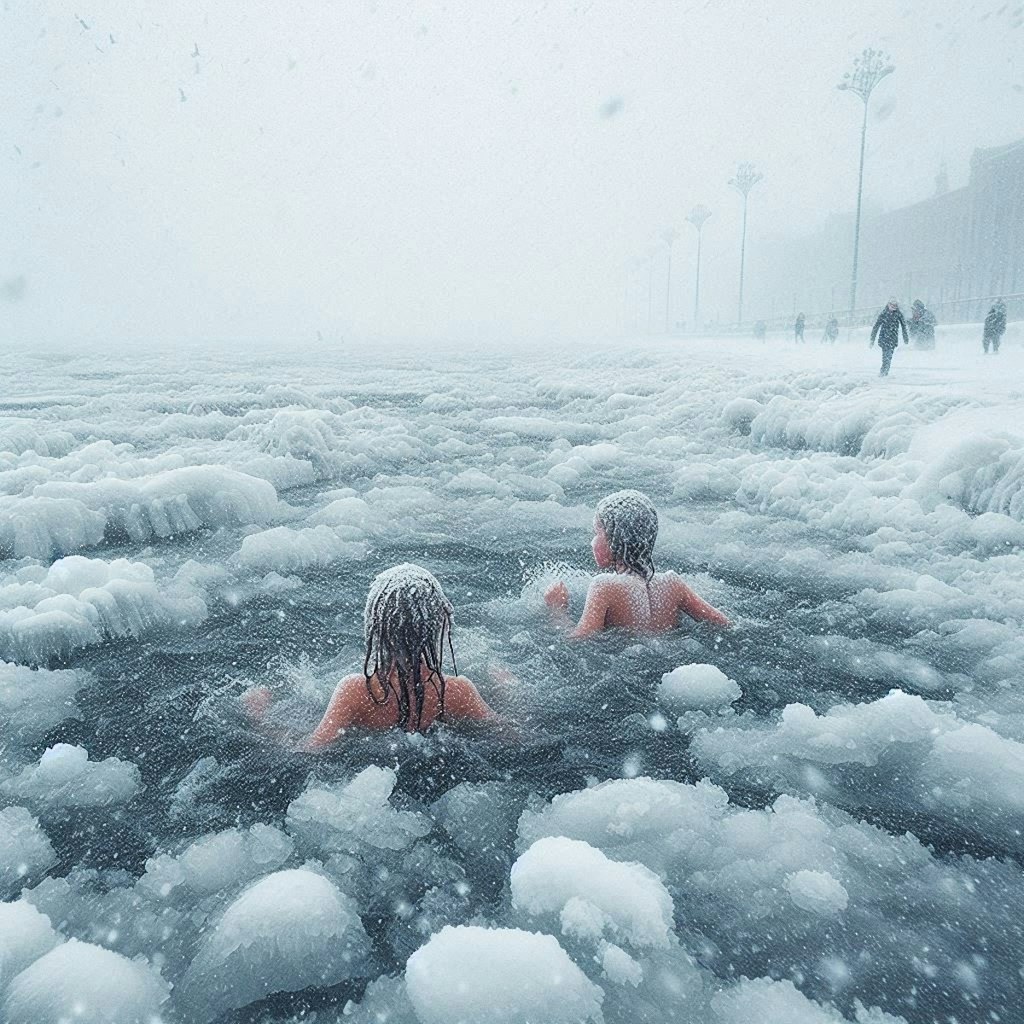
[544,490,732,638]
[246,564,495,749]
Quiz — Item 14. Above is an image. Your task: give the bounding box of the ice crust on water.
[1,743,141,810]
[0,555,206,664]
[286,765,433,854]
[0,899,60,990]
[692,689,1024,850]
[517,776,1021,1011]
[0,807,56,897]
[180,868,370,1021]
[658,663,741,711]
[511,836,674,948]
[405,925,604,1024]
[2,938,169,1024]
[2,339,1023,1022]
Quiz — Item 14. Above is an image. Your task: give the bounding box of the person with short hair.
[544,490,731,638]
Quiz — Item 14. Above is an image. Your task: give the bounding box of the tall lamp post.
[838,48,894,328]
[729,162,763,325]
[662,227,679,334]
[686,205,712,332]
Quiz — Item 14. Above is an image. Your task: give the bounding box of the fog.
[3,0,1021,348]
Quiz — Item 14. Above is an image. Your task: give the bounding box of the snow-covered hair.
[595,490,659,581]
[363,563,455,730]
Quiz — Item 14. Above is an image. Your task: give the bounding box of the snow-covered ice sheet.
[1,331,1022,1023]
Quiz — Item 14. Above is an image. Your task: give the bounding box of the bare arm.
[568,579,613,639]
[675,579,731,628]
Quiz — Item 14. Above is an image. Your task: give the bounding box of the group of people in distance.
[246,490,731,750]
[870,296,1009,375]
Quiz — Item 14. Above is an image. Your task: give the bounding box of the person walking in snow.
[793,313,805,343]
[754,319,767,343]
[870,297,909,377]
[822,315,839,343]
[983,299,1007,354]
[908,299,937,349]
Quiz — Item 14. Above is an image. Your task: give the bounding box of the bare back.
[572,571,730,638]
[305,666,493,749]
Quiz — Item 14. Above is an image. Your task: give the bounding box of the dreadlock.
[595,490,659,581]
[362,563,456,731]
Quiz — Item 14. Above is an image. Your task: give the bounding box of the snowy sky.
[2,0,1021,347]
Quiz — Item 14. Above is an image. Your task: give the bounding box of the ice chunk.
[0,555,207,664]
[2,939,168,1024]
[1,744,141,809]
[710,977,905,1024]
[511,836,673,947]
[785,869,849,916]
[287,765,432,855]
[600,942,643,986]
[179,868,370,1021]
[0,900,61,990]
[138,823,294,901]
[0,661,89,746]
[0,807,56,897]
[405,925,603,1024]
[658,664,741,711]
[238,523,368,573]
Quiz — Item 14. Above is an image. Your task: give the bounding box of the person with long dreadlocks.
[544,490,731,638]
[247,564,494,750]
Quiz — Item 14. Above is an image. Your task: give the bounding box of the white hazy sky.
[2,0,1021,348]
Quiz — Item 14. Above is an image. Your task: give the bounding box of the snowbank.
[2,939,169,1024]
[405,925,604,1024]
[180,868,370,1021]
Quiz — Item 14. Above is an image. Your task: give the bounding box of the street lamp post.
[728,163,763,324]
[662,227,679,334]
[686,205,712,332]
[838,48,894,328]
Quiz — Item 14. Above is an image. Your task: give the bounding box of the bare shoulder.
[443,674,494,719]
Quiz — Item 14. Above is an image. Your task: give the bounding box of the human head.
[363,563,455,728]
[887,296,898,310]
[913,299,924,310]
[594,490,659,580]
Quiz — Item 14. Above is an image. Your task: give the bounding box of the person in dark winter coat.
[908,299,937,349]
[794,313,805,343]
[822,316,839,343]
[870,297,909,376]
[983,300,1007,354]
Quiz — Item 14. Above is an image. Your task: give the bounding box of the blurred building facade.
[745,137,1024,327]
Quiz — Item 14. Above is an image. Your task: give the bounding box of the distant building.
[860,138,1024,316]
[746,137,1024,324]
